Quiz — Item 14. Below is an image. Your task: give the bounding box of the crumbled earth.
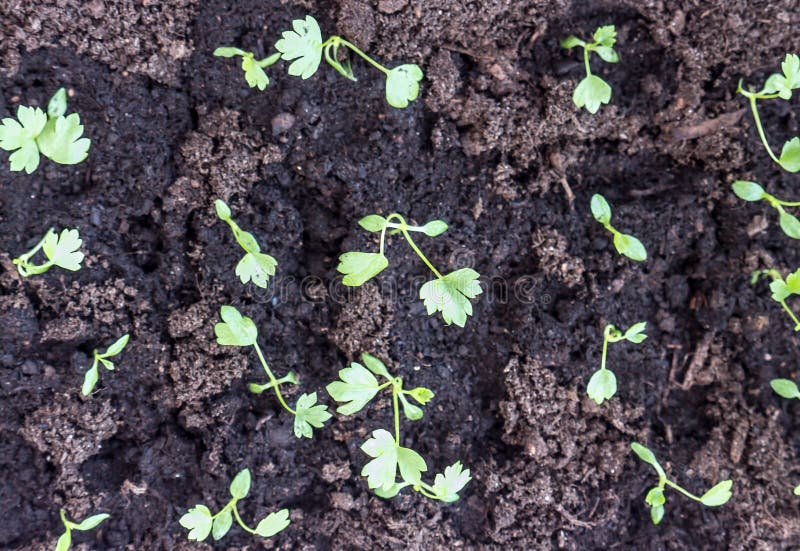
[2,0,800,549]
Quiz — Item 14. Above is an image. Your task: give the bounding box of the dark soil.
[2,0,800,549]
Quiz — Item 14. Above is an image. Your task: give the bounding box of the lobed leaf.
[385,64,424,108]
[593,25,617,47]
[432,461,472,502]
[587,369,616,405]
[43,228,84,271]
[293,392,331,438]
[214,305,258,347]
[241,55,269,90]
[573,74,612,114]
[326,362,381,415]
[337,251,389,286]
[36,113,91,165]
[419,268,482,327]
[361,429,399,491]
[275,15,323,79]
[255,509,291,538]
[408,386,434,405]
[0,106,47,173]
[699,480,733,507]
[236,252,277,288]
[179,504,213,542]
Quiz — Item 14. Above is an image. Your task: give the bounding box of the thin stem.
[416,482,440,500]
[379,213,404,256]
[332,38,389,74]
[231,504,258,534]
[771,196,800,208]
[392,386,401,444]
[583,46,592,77]
[253,343,296,415]
[13,230,54,276]
[664,478,703,502]
[747,95,780,164]
[600,326,612,371]
[385,222,426,232]
[778,299,800,331]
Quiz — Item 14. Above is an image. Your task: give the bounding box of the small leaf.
[432,461,472,502]
[645,487,665,507]
[361,353,392,380]
[560,35,583,49]
[623,322,647,343]
[0,105,47,173]
[573,74,612,114]
[587,369,616,405]
[786,268,800,294]
[326,362,381,415]
[361,429,399,491]
[73,513,110,531]
[275,15,323,79]
[104,334,130,357]
[630,442,660,469]
[230,468,251,499]
[236,252,277,288]
[42,228,85,271]
[385,64,424,108]
[422,220,448,237]
[99,358,114,371]
[699,480,733,507]
[36,113,91,165]
[337,252,389,286]
[794,484,800,496]
[241,55,269,90]
[593,46,618,63]
[408,387,434,405]
[781,53,800,88]
[293,392,332,438]
[211,509,233,540]
[179,504,213,542]
[81,365,99,396]
[770,279,791,302]
[778,209,800,239]
[593,25,617,47]
[613,232,647,262]
[48,88,68,118]
[590,194,612,225]
[215,199,232,220]
[214,305,258,347]
[255,509,290,538]
[398,393,424,420]
[358,215,387,232]
[732,180,765,202]
[55,532,71,551]
[770,378,800,399]
[214,46,248,58]
[779,137,800,172]
[397,446,427,487]
[419,268,483,327]
[650,504,665,525]
[374,482,407,498]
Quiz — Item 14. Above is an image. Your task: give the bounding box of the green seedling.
[586,322,647,405]
[591,194,647,261]
[55,509,109,551]
[631,442,733,525]
[561,25,619,114]
[338,214,482,327]
[737,53,800,172]
[214,305,330,438]
[0,88,90,173]
[769,379,800,496]
[752,268,800,331]
[732,180,800,239]
[12,227,84,277]
[82,334,130,396]
[215,200,277,289]
[216,15,423,108]
[180,468,290,542]
[327,353,471,501]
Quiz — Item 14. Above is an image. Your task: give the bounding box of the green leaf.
[645,487,665,507]
[275,15,323,79]
[373,482,408,498]
[43,228,84,271]
[99,358,114,371]
[782,53,800,89]
[560,35,583,49]
[179,504,213,542]
[770,378,800,399]
[361,429,399,491]
[593,46,618,63]
[241,55,269,90]
[104,334,130,357]
[623,322,647,343]
[419,268,483,327]
[593,25,617,47]
[630,442,662,474]
[81,365,99,396]
[786,268,800,293]
[55,531,71,551]
[255,509,290,538]
[385,64,424,108]
[613,232,647,262]
[398,393,424,420]
[0,106,47,173]
[236,252,277,288]
[770,279,791,302]
[650,504,665,525]
[732,180,765,202]
[794,483,800,496]
[214,305,258,347]
[73,513,110,531]
[48,88,68,118]
[408,387,434,405]
[293,392,331,438]
[326,362,381,415]
[778,209,800,239]
[214,46,248,58]
[779,137,800,172]
[215,199,232,220]
[361,353,393,380]
[573,74,612,114]
[422,220,448,237]
[432,461,472,502]
[337,252,389,286]
[229,468,251,499]
[358,215,387,232]
[587,369,616,405]
[234,229,260,254]
[699,480,733,507]
[590,194,612,225]
[37,113,91,165]
[397,446,427,487]
[211,509,232,541]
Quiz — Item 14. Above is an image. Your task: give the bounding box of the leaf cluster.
[561,25,619,113]
[733,181,800,239]
[56,509,109,551]
[586,322,647,405]
[13,227,85,277]
[752,268,800,331]
[82,333,130,396]
[591,194,647,261]
[213,47,281,90]
[215,200,278,289]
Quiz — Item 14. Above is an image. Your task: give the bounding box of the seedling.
[590,194,647,261]
[82,334,130,396]
[215,200,277,289]
[737,54,800,172]
[326,353,471,501]
[560,25,619,114]
[338,213,482,327]
[732,181,800,239]
[630,442,733,525]
[769,379,800,496]
[216,15,423,108]
[586,322,647,405]
[12,227,84,277]
[180,468,290,542]
[214,305,330,438]
[55,509,109,551]
[0,88,90,173]
[751,268,800,330]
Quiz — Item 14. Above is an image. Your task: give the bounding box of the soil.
[2,0,800,549]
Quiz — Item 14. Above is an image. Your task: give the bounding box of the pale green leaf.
[214,46,248,58]
[385,64,424,108]
[782,53,800,88]
[275,15,323,79]
[699,480,733,506]
[358,214,387,232]
[242,56,269,90]
[373,482,408,498]
[179,504,213,542]
[590,193,612,224]
[397,446,427,487]
[211,509,232,540]
[770,279,791,302]
[42,228,84,271]
[398,392,423,420]
[0,106,47,173]
[560,36,583,49]
[293,392,331,438]
[587,368,616,404]
[73,513,109,531]
[573,74,612,114]
[37,113,91,165]
[432,461,472,502]
[255,509,290,538]
[779,137,800,172]
[623,322,647,343]
[732,180,764,202]
[422,220,448,237]
[645,487,665,507]
[408,386,434,405]
[794,483,800,496]
[631,442,664,476]
[326,362,381,415]
[778,209,800,239]
[230,468,251,499]
[48,88,67,118]
[651,503,665,525]
[337,252,389,286]
[55,531,71,551]
[361,429,399,491]
[361,353,392,380]
[215,199,232,221]
[214,305,258,347]
[613,232,647,262]
[593,25,617,47]
[236,252,277,288]
[786,268,800,293]
[103,334,130,357]
[81,365,99,396]
[419,268,482,327]
[593,45,618,63]
[770,378,800,399]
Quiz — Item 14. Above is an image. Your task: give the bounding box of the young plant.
[586,322,647,405]
[81,334,130,396]
[0,88,90,173]
[630,442,733,525]
[560,25,619,114]
[337,214,482,327]
[215,200,277,289]
[216,15,423,108]
[180,468,290,542]
[326,353,471,501]
[737,54,800,172]
[12,227,84,277]
[55,509,109,551]
[590,194,647,261]
[751,268,800,331]
[214,305,330,438]
[732,180,800,239]
[769,379,800,496]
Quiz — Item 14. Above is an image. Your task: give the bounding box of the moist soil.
[2,0,800,549]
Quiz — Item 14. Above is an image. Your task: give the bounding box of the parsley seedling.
[631,442,733,525]
[737,54,800,172]
[338,214,482,327]
[769,379,800,496]
[81,334,130,396]
[0,88,90,173]
[326,353,471,501]
[732,181,800,239]
[12,227,85,277]
[55,509,109,551]
[214,305,330,438]
[752,268,800,331]
[561,25,619,114]
[216,15,423,108]
[587,322,647,405]
[591,194,647,261]
[180,468,290,542]
[215,200,277,289]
